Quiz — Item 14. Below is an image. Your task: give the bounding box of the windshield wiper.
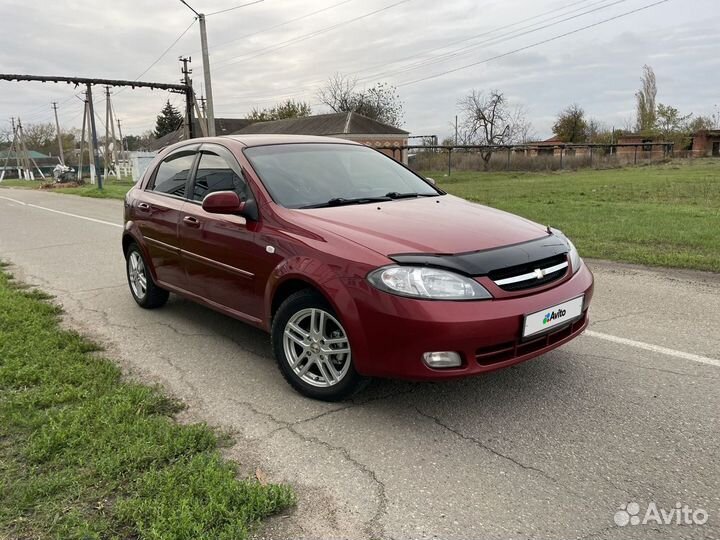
[385,192,438,199]
[300,196,392,209]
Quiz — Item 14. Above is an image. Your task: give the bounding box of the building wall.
[691,132,720,157]
[338,135,409,164]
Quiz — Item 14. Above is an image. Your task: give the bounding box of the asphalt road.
[1,188,718,540]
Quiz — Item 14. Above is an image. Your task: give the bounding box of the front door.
[179,145,266,324]
[135,148,197,289]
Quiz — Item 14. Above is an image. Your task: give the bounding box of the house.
[232,112,410,163]
[691,130,720,157]
[615,134,672,160]
[147,118,254,151]
[0,150,58,178]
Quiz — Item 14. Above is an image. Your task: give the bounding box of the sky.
[1,0,718,141]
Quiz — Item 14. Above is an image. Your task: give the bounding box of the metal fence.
[377,142,675,174]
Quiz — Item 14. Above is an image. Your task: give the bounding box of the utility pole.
[104,86,119,178]
[198,14,215,136]
[179,1,216,136]
[78,92,87,182]
[51,101,65,165]
[179,56,195,140]
[0,117,18,181]
[86,83,102,189]
[116,118,126,175]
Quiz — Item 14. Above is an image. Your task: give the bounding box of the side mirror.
[426,177,436,185]
[202,191,242,214]
[201,191,259,221]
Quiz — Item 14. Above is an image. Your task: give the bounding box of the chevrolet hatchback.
[123,135,593,400]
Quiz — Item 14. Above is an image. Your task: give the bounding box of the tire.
[272,289,368,401]
[125,242,169,309]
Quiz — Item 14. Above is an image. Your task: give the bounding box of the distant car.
[122,135,593,400]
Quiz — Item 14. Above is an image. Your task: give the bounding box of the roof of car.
[221,134,362,147]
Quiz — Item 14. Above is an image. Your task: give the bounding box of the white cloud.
[1,0,718,139]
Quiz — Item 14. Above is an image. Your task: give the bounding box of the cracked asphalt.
[1,189,718,540]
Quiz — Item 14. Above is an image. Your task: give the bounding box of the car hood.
[286,195,548,256]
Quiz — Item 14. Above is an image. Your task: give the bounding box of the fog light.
[422,351,462,368]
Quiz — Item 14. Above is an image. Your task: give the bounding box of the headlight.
[551,228,583,274]
[367,266,492,300]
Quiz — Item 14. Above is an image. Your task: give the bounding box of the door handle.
[137,202,150,210]
[183,216,200,227]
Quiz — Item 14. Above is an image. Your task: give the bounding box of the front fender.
[263,257,373,374]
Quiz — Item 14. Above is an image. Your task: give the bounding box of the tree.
[635,65,657,133]
[248,99,312,122]
[122,134,143,151]
[655,103,692,140]
[154,100,183,139]
[317,74,404,127]
[457,89,532,169]
[553,104,588,143]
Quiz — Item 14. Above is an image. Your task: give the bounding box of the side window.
[150,152,196,197]
[192,151,248,202]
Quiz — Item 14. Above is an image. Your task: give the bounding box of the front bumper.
[343,263,594,379]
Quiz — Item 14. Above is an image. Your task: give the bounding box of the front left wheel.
[272,289,368,401]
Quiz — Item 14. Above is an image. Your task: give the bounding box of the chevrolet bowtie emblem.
[534,268,545,279]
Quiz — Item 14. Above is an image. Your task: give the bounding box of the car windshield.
[243,143,441,209]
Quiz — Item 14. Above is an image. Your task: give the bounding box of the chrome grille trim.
[493,261,568,286]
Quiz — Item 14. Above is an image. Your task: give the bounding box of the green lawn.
[425,159,720,273]
[0,264,295,539]
[0,178,135,199]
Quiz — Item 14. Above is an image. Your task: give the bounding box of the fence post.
[559,147,563,170]
[447,148,452,176]
[634,145,637,165]
[507,147,511,170]
[589,146,593,168]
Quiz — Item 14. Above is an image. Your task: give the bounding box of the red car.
[123,135,593,400]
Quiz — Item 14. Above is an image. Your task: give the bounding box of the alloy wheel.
[128,251,147,300]
[283,307,351,387]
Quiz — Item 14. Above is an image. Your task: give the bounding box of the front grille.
[488,254,568,291]
[475,311,587,366]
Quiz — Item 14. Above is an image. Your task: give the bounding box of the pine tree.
[154,100,184,139]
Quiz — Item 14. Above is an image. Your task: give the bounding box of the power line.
[206,0,264,17]
[209,0,411,70]
[357,0,629,83]
[397,0,671,87]
[213,0,621,104]
[130,20,197,83]
[206,0,356,56]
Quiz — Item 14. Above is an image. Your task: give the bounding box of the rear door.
[135,147,198,290]
[179,144,266,324]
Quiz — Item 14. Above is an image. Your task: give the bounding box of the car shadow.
[157,294,583,416]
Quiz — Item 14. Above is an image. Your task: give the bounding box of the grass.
[425,158,720,273]
[0,177,135,199]
[55,178,135,199]
[0,264,295,539]
[3,159,719,272]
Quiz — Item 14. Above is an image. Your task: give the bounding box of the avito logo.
[543,308,567,325]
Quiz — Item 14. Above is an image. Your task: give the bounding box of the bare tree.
[317,73,357,114]
[635,64,657,133]
[457,90,530,168]
[317,73,404,127]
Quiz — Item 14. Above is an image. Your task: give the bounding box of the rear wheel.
[272,290,368,401]
[125,243,169,309]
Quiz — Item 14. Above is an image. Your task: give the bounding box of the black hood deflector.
[389,234,569,276]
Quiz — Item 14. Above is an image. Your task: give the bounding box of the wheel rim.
[128,251,148,300]
[283,308,352,388]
